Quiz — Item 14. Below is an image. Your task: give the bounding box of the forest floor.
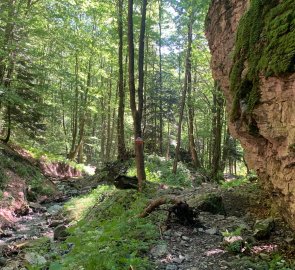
[0,150,295,269]
[149,184,295,270]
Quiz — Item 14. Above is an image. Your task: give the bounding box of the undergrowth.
[47,185,159,270]
[221,176,249,189]
[127,154,193,188]
[20,144,87,173]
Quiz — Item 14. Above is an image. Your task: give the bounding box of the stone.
[285,237,294,244]
[150,244,168,258]
[47,204,63,215]
[173,255,185,264]
[196,194,226,215]
[49,220,64,228]
[0,256,6,267]
[53,225,69,240]
[29,202,46,212]
[174,231,182,237]
[163,230,171,236]
[0,230,13,237]
[205,227,218,235]
[166,264,178,270]
[181,236,190,241]
[24,252,47,266]
[253,218,275,240]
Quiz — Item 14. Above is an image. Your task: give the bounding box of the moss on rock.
[230,0,295,121]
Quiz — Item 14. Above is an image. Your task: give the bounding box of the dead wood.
[139,196,201,227]
[139,196,181,218]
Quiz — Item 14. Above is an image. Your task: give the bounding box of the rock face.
[206,0,295,229]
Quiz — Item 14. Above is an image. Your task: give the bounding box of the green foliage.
[221,177,249,189]
[128,154,193,187]
[50,185,158,270]
[221,227,243,237]
[230,0,295,120]
[226,239,244,254]
[288,143,295,153]
[268,254,294,270]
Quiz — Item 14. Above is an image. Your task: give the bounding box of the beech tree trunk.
[187,18,201,168]
[128,0,147,192]
[117,0,127,160]
[173,13,195,173]
[158,0,163,155]
[210,82,224,181]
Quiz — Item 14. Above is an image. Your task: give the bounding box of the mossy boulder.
[188,193,226,215]
[253,217,275,240]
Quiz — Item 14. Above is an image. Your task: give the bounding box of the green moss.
[289,143,295,153]
[230,0,295,121]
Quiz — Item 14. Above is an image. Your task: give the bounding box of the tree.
[128,0,148,191]
[210,81,225,181]
[117,0,127,161]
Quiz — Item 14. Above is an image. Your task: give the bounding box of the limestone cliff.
[206,0,295,229]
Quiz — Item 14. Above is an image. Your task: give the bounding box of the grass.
[221,177,250,189]
[27,155,194,269]
[47,185,159,270]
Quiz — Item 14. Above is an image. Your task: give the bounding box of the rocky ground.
[148,183,295,270]
[0,178,94,269]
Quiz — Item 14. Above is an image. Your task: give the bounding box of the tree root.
[139,196,181,218]
[139,196,200,227]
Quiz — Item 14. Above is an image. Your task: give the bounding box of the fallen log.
[139,197,181,218]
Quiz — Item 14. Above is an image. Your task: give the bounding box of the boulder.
[253,218,275,240]
[150,243,168,258]
[196,193,226,215]
[24,252,47,266]
[29,202,46,212]
[53,225,69,240]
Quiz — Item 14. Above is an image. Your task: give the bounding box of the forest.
[0,0,294,269]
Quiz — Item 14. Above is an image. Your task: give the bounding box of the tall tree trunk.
[158,0,163,155]
[1,53,15,144]
[117,0,127,160]
[68,54,79,159]
[128,0,147,192]
[100,97,106,159]
[106,73,113,161]
[166,121,170,160]
[221,127,230,173]
[210,81,224,181]
[68,57,91,161]
[173,13,195,173]
[187,19,200,168]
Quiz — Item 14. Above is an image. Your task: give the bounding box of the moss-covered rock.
[189,193,226,215]
[230,0,295,121]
